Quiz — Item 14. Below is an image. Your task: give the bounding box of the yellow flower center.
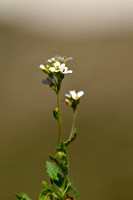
[55,66,60,70]
[75,94,79,99]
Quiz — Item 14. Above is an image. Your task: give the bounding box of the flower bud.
[65,99,72,107]
[58,151,66,159]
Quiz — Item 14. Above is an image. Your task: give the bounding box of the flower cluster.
[39,55,73,93]
[39,55,73,75]
[65,90,84,110]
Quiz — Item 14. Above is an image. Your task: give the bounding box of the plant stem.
[70,108,77,138]
[57,81,62,146]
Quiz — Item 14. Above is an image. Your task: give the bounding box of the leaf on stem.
[15,193,31,200]
[49,184,60,198]
[39,191,52,200]
[46,161,60,181]
[49,155,68,176]
[70,186,80,200]
[64,128,77,147]
[42,181,49,189]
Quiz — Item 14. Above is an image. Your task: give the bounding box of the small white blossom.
[49,61,73,74]
[49,61,63,72]
[65,90,84,100]
[46,57,55,64]
[61,66,73,74]
[39,64,45,70]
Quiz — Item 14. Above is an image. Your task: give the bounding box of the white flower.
[48,57,55,62]
[49,61,73,74]
[65,90,84,100]
[49,61,62,72]
[45,57,55,64]
[39,64,45,70]
[60,66,73,74]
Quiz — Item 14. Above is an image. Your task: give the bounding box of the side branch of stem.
[70,109,77,138]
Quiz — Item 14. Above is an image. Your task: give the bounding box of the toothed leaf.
[46,161,60,181]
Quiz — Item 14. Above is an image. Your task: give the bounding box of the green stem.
[62,175,67,192]
[57,81,62,147]
[70,108,77,138]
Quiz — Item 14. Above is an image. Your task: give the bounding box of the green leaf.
[65,179,72,195]
[53,173,64,188]
[39,189,52,200]
[15,193,31,200]
[53,108,59,121]
[39,192,52,200]
[46,161,60,181]
[42,181,49,189]
[49,155,68,176]
[71,186,80,200]
[49,184,60,198]
[64,128,77,147]
[44,195,52,200]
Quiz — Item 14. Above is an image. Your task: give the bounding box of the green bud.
[44,194,51,200]
[65,99,72,107]
[44,66,51,75]
[53,108,59,121]
[58,151,67,160]
[49,82,56,91]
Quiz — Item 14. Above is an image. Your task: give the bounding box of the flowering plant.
[15,55,84,200]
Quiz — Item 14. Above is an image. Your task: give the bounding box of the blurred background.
[0,0,133,199]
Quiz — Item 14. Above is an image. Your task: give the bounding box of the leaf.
[71,186,80,200]
[49,184,60,198]
[64,179,72,192]
[15,193,31,200]
[64,128,77,147]
[52,173,64,188]
[44,195,52,200]
[49,155,68,176]
[42,181,49,189]
[53,108,59,121]
[39,189,52,200]
[46,161,60,181]
[39,192,52,200]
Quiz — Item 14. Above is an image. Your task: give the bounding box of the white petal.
[64,66,68,71]
[60,63,65,68]
[54,61,61,67]
[77,91,84,98]
[61,67,68,74]
[65,70,73,74]
[65,94,71,98]
[48,59,52,62]
[49,67,55,72]
[55,69,60,72]
[70,90,76,99]
[39,64,45,70]
[51,57,55,61]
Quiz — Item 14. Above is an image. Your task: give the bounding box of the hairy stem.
[70,108,77,138]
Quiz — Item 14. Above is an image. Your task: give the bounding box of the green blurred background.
[0,1,133,199]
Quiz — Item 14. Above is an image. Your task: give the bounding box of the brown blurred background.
[0,0,133,200]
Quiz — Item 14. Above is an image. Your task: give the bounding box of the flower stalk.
[57,80,62,147]
[70,108,77,138]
